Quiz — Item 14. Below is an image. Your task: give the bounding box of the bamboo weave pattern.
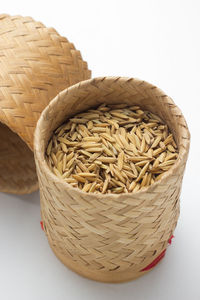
[35,78,190,282]
[0,14,91,194]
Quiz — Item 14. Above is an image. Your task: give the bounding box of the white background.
[0,1,200,299]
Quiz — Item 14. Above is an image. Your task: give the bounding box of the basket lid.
[0,14,91,194]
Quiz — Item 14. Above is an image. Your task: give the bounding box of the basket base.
[49,242,156,283]
[0,182,38,195]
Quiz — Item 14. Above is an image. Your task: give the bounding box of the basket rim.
[34,76,190,199]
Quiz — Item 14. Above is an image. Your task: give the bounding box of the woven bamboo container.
[34,77,190,283]
[0,14,91,194]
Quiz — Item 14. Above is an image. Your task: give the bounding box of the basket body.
[34,77,190,282]
[0,14,91,194]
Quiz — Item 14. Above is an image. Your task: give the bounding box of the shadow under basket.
[34,77,190,283]
[0,14,90,194]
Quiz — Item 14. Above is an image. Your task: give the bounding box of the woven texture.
[0,14,91,194]
[34,77,190,282]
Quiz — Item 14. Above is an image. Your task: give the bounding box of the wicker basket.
[34,77,190,283]
[0,14,91,194]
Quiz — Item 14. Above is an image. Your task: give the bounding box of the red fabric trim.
[40,221,44,231]
[141,235,174,272]
[168,235,174,245]
[141,249,166,271]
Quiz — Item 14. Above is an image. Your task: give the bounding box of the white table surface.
[0,1,200,299]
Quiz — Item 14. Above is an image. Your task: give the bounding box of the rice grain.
[46,104,178,194]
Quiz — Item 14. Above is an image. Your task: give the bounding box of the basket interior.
[0,122,38,194]
[40,79,188,162]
